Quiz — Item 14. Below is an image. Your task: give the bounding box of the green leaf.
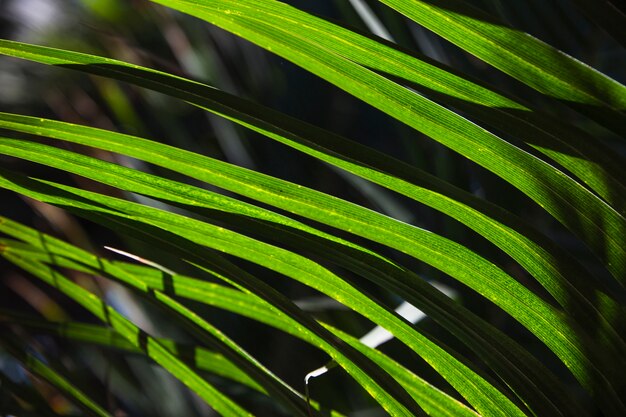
[0,296,475,417]
[1,109,623,411]
[1,37,624,289]
[0,134,618,416]
[0,105,624,413]
[0,212,336,417]
[0,308,265,395]
[322,324,480,417]
[0,221,424,416]
[146,0,626,211]
[0,38,622,308]
[0,169,528,417]
[2,37,624,405]
[0,252,254,417]
[126,1,626,287]
[1,2,624,414]
[0,227,580,417]
[0,246,477,417]
[374,0,626,137]
[0,211,581,417]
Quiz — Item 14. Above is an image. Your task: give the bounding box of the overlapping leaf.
[0,249,478,417]
[0,251,254,417]
[145,0,626,292]
[1,0,624,415]
[0,216,577,416]
[0,169,531,416]
[0,114,620,412]
[375,0,626,136]
[0,39,622,320]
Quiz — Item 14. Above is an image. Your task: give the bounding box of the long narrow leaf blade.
[0,122,620,412]
[0,252,254,417]
[0,40,623,305]
[136,1,626,288]
[0,203,585,417]
[0,169,528,416]
[375,0,626,136]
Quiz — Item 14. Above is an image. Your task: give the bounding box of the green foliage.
[0,1,625,416]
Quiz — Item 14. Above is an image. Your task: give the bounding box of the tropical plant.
[1,0,625,416]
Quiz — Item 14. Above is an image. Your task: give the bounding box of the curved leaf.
[2,228,582,417]
[0,264,476,417]
[0,168,529,417]
[0,251,254,417]
[0,115,621,412]
[1,39,623,310]
[141,0,626,289]
[1,133,622,416]
[375,0,626,136]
